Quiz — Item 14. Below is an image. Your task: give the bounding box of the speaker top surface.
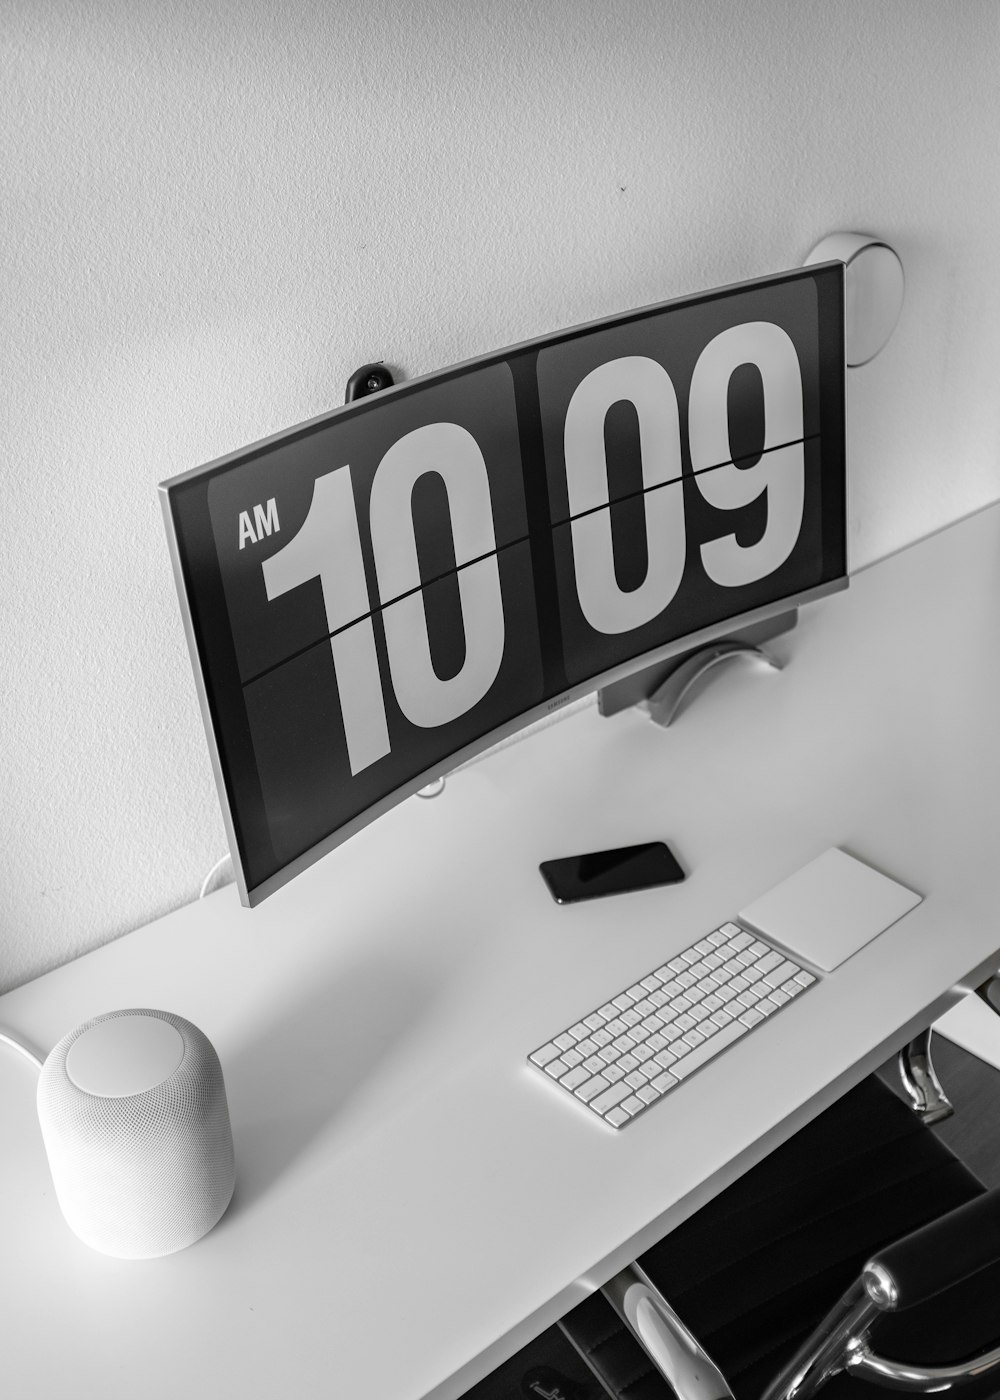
[65,1013,185,1097]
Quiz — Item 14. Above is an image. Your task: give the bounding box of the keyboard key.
[591,1082,631,1114]
[605,1106,630,1127]
[559,1065,590,1091]
[670,1016,748,1079]
[621,1095,645,1116]
[575,1074,610,1102]
[764,960,800,990]
[529,1043,560,1068]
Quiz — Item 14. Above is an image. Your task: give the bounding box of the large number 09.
[262,422,505,776]
[565,321,805,634]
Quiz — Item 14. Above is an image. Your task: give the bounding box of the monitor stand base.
[597,609,798,726]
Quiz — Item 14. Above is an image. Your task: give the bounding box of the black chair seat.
[560,1075,991,1400]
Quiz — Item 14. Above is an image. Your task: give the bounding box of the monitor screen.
[161,262,846,906]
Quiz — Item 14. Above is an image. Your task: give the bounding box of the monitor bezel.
[160,262,847,907]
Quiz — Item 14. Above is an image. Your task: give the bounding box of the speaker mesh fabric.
[37,1009,236,1259]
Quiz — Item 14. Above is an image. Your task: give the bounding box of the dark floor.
[877,1032,1000,1188]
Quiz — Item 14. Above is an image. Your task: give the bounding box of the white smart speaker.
[36,1008,236,1259]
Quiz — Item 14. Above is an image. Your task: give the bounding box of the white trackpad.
[738,848,922,972]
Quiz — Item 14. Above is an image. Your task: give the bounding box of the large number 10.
[262,320,805,776]
[262,423,505,776]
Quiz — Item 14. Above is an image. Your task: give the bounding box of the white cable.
[199,852,232,900]
[0,1030,45,1070]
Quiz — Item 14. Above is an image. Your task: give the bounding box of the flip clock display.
[162,264,845,902]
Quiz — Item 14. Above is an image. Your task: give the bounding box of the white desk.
[4,503,1000,1400]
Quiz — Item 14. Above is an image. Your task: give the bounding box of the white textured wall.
[3,0,1000,992]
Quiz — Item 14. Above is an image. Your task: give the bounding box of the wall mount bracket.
[345,363,395,403]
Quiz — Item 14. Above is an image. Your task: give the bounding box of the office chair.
[559,1002,1000,1400]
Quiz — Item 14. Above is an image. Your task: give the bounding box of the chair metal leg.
[760,1278,881,1400]
[897,1028,954,1125]
[602,1263,734,1400]
[762,1259,1000,1400]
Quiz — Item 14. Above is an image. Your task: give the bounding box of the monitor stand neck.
[597,609,798,727]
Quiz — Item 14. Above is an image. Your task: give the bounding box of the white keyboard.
[528,922,817,1129]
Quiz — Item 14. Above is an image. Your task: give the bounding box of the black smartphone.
[539,841,685,904]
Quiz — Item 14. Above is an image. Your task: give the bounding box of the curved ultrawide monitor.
[161,263,846,906]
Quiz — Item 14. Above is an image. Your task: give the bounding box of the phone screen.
[539,841,685,904]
